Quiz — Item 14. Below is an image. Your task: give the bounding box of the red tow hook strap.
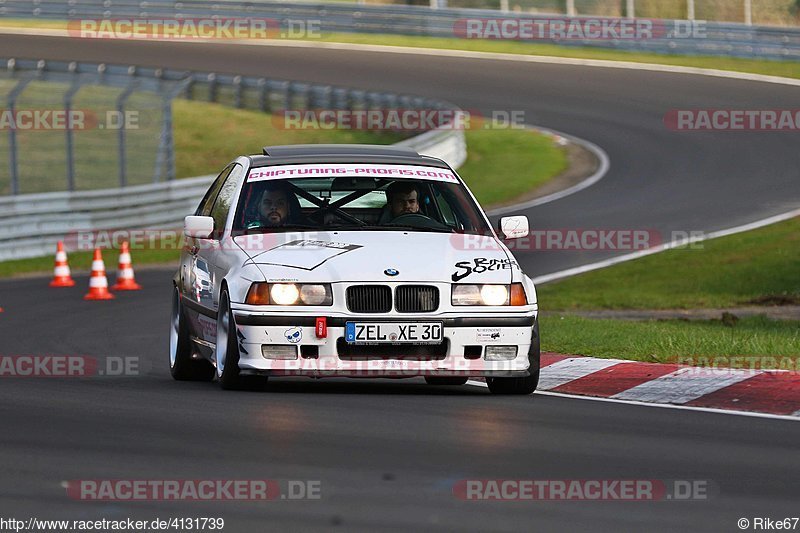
[316,317,327,339]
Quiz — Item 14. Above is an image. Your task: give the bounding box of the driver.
[258,185,289,226]
[386,181,420,219]
[247,182,297,229]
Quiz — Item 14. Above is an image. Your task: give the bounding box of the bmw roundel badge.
[384,268,399,276]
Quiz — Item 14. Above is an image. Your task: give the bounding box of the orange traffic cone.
[112,241,142,291]
[83,248,115,300]
[49,241,76,287]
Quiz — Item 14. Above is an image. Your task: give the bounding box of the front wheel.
[216,289,267,391]
[486,321,540,395]
[169,287,214,381]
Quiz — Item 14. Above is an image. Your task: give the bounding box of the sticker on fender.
[345,322,443,344]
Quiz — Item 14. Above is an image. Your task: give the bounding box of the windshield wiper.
[241,224,318,234]
[326,224,454,233]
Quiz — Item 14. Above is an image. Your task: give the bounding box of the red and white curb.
[471,353,800,420]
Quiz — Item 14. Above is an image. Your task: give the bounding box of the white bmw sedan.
[170,144,539,394]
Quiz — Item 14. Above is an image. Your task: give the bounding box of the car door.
[204,163,245,317]
[180,164,235,343]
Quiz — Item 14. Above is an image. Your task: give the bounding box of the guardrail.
[0,58,467,261]
[1,1,799,60]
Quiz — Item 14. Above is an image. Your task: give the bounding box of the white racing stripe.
[536,357,620,390]
[610,367,758,404]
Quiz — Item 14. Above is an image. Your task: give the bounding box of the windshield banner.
[247,164,458,183]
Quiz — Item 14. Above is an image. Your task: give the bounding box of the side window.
[195,165,234,216]
[209,164,244,238]
[433,188,457,226]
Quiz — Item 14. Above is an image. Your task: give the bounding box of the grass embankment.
[539,217,800,310]
[538,217,800,366]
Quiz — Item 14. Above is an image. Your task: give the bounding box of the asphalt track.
[1,35,800,531]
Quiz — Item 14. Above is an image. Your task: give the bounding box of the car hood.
[234,231,515,283]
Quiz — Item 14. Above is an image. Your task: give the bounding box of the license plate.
[345,322,443,344]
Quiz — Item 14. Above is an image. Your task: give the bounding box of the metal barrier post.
[116,78,138,188]
[257,78,267,112]
[164,95,176,181]
[6,77,33,195]
[566,0,576,16]
[207,73,217,102]
[64,76,82,191]
[233,76,243,109]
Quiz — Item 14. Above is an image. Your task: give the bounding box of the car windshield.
[232,174,492,235]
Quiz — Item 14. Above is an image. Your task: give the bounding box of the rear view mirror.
[184,216,214,238]
[498,216,529,239]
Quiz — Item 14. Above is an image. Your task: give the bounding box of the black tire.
[486,321,540,395]
[170,287,214,381]
[424,376,469,386]
[216,289,268,391]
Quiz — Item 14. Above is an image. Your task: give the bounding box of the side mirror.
[498,216,529,239]
[184,216,214,238]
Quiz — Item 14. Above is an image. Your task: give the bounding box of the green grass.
[458,127,567,206]
[538,216,800,310]
[540,315,800,366]
[536,217,800,365]
[172,99,405,178]
[0,81,165,193]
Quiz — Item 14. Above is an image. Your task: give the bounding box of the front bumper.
[231,311,537,378]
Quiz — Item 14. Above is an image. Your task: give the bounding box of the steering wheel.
[389,213,450,231]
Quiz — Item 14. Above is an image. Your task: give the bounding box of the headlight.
[271,284,300,305]
[246,283,332,306]
[299,284,329,305]
[452,283,527,306]
[480,285,508,306]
